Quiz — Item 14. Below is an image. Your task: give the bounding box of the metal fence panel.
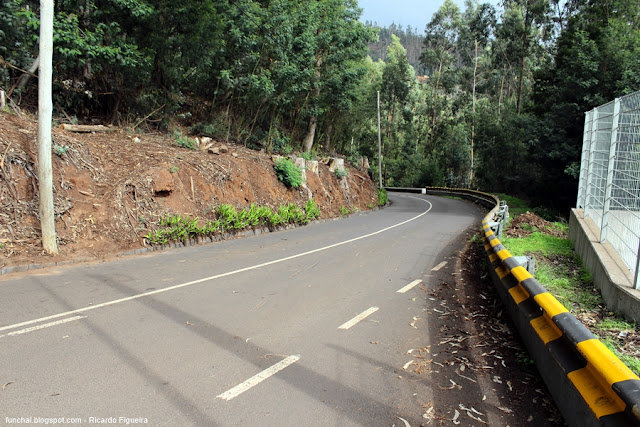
[578,92,640,289]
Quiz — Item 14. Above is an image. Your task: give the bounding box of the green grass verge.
[499,206,640,376]
[495,193,530,217]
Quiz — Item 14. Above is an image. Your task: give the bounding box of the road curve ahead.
[0,194,483,426]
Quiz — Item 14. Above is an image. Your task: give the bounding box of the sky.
[358,0,501,32]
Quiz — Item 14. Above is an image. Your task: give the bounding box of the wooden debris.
[61,124,115,133]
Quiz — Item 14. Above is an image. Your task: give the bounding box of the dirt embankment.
[0,112,379,269]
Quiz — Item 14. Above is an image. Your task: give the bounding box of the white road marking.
[431,261,448,271]
[216,355,300,401]
[2,316,87,337]
[397,279,422,294]
[338,307,379,330]
[0,196,432,333]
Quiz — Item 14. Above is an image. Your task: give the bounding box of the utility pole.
[377,91,383,189]
[38,0,58,255]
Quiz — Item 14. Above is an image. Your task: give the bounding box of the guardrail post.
[601,97,620,243]
[489,202,509,240]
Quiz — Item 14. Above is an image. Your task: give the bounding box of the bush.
[304,199,321,221]
[274,158,303,188]
[334,168,347,179]
[378,188,388,206]
[173,130,197,150]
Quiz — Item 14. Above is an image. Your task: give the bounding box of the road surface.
[0,194,560,426]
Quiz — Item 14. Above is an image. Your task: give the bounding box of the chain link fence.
[577,91,640,289]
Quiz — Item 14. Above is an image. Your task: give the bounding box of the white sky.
[358,0,502,32]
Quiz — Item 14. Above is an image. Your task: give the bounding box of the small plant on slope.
[274,158,303,189]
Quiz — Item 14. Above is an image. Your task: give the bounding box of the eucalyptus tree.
[528,0,640,209]
[379,35,418,184]
[498,0,552,114]
[420,0,462,149]
[300,0,374,153]
[458,0,496,185]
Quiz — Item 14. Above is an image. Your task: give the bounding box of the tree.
[421,0,462,148]
[38,0,57,255]
[499,0,551,114]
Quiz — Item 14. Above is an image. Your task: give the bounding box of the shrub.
[378,188,388,206]
[274,158,303,188]
[173,130,197,150]
[305,199,321,221]
[334,168,347,179]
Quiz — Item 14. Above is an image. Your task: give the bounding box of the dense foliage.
[1,0,638,214]
[367,0,639,215]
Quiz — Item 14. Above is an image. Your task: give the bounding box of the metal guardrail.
[578,91,640,290]
[404,187,640,426]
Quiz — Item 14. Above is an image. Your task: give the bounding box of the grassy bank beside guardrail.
[417,186,640,425]
[499,196,640,376]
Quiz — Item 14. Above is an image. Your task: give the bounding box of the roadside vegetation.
[2,1,638,219]
[496,195,640,375]
[144,200,321,246]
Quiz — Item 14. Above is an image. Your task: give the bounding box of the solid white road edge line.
[397,279,423,294]
[431,261,448,271]
[2,316,87,337]
[0,196,432,333]
[338,307,379,330]
[216,355,301,401]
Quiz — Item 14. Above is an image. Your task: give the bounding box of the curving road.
[1,194,489,425]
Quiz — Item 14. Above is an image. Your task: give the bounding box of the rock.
[307,160,319,174]
[208,146,220,155]
[358,157,370,170]
[151,169,173,195]
[201,136,212,145]
[232,152,238,158]
[294,157,307,181]
[133,137,141,143]
[219,144,229,153]
[328,157,345,173]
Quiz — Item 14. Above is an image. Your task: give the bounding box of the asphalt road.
[0,194,485,426]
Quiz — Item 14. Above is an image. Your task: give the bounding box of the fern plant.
[274,158,303,188]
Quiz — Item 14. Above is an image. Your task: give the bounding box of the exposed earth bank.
[0,112,379,270]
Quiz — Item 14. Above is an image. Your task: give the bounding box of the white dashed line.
[338,307,379,330]
[216,355,300,401]
[431,261,448,271]
[0,198,433,334]
[397,279,423,294]
[2,316,87,337]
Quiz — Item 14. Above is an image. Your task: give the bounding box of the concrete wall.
[569,209,640,323]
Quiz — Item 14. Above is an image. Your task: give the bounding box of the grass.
[498,199,640,376]
[145,201,320,245]
[495,193,531,217]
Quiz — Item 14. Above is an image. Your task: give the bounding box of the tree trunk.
[37,0,58,255]
[324,124,333,153]
[516,54,525,114]
[303,115,318,153]
[498,66,506,117]
[8,55,40,98]
[429,59,444,148]
[302,54,324,153]
[470,39,478,187]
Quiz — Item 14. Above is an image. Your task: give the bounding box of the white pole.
[377,91,382,189]
[38,0,58,255]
